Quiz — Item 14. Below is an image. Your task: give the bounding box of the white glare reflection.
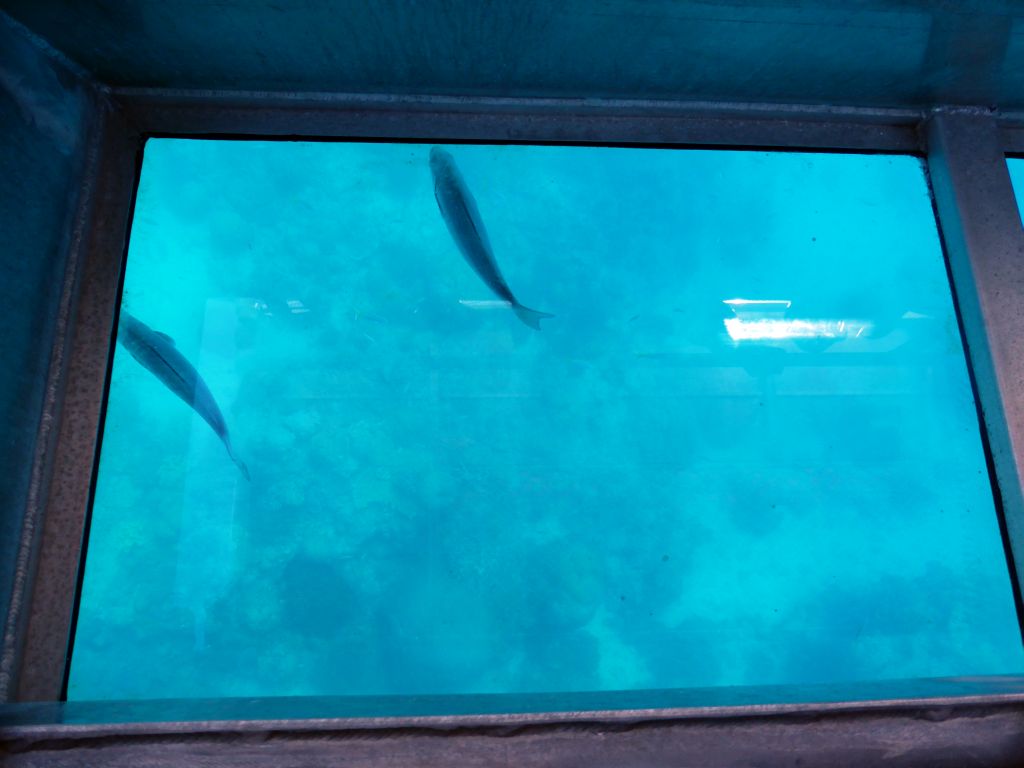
[723,297,872,341]
[459,299,513,310]
[723,298,792,310]
[724,317,873,340]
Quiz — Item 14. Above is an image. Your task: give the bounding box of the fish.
[429,146,553,330]
[117,310,250,480]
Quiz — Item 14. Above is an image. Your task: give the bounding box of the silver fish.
[430,146,553,330]
[117,310,249,480]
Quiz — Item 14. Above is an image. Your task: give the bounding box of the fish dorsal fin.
[154,330,176,345]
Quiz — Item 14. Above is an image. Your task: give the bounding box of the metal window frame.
[5,91,1024,766]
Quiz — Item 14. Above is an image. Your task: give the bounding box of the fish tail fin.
[512,303,554,330]
[224,441,251,481]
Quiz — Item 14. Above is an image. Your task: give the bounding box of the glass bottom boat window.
[68,140,1023,702]
[1008,156,1024,223]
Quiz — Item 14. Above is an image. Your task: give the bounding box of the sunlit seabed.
[68,141,1024,702]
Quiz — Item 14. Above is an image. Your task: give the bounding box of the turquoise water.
[68,140,1023,702]
[1010,157,1024,222]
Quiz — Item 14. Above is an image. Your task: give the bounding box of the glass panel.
[1009,156,1024,222]
[69,140,1023,702]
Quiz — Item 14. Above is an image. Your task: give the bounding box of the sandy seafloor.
[67,140,1024,701]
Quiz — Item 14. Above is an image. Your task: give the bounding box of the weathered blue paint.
[2,2,1024,110]
[0,12,93,681]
